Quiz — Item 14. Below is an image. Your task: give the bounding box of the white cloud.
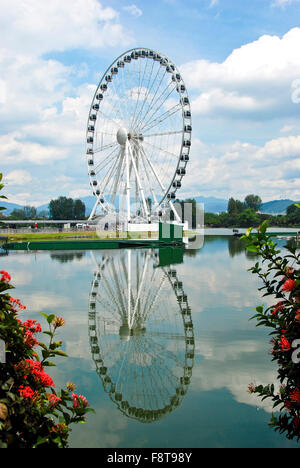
[6,170,32,186]
[0,132,68,165]
[123,4,143,17]
[181,28,300,119]
[0,0,131,56]
[271,0,299,7]
[182,133,300,201]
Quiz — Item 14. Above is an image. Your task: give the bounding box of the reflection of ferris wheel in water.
[88,250,195,423]
[86,48,192,223]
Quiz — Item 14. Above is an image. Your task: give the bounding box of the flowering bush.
[242,220,300,442]
[0,270,94,448]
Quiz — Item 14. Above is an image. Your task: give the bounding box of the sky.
[1,0,300,206]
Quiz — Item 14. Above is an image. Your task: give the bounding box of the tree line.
[1,197,86,221]
[205,194,300,228]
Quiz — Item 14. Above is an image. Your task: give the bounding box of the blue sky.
[1,0,300,206]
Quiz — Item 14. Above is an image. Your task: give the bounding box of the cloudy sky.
[1,0,300,206]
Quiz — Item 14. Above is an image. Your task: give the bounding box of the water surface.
[1,236,298,448]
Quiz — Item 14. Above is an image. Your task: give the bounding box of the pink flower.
[72,393,89,408]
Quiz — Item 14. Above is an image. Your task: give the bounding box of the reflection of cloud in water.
[71,406,128,449]
[21,293,71,313]
[11,270,33,286]
[192,335,277,413]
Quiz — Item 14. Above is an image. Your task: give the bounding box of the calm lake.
[1,235,299,448]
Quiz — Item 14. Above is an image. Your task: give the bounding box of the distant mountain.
[1,196,298,217]
[0,201,28,215]
[193,196,228,213]
[260,199,298,215]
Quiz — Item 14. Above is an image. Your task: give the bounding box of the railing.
[0,227,97,234]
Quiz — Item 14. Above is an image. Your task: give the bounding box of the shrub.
[0,271,94,448]
[242,220,300,442]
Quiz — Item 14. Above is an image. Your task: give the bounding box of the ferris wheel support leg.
[128,143,150,222]
[125,141,131,226]
[89,199,100,221]
[169,200,182,224]
[127,250,132,329]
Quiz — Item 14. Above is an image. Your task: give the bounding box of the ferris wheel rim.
[85,47,192,220]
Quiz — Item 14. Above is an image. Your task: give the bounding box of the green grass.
[6,231,99,242]
[5,229,194,243]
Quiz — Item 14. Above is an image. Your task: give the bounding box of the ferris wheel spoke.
[98,151,123,199]
[129,57,149,130]
[136,79,176,131]
[139,85,179,132]
[135,66,168,131]
[94,146,120,173]
[130,58,155,131]
[110,78,128,124]
[98,110,122,129]
[142,139,178,159]
[143,130,183,138]
[138,148,160,209]
[130,57,152,129]
[132,62,164,130]
[138,144,166,195]
[140,103,182,134]
[93,142,119,154]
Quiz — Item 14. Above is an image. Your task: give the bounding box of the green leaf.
[53,350,68,357]
[246,245,259,253]
[43,361,56,367]
[47,314,55,324]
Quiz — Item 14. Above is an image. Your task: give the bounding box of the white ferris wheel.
[86,48,192,224]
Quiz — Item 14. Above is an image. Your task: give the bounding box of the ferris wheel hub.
[116,127,129,146]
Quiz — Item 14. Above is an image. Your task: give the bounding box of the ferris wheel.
[88,249,195,423]
[86,48,192,223]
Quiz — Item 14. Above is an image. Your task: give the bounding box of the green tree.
[10,206,37,220]
[244,194,262,212]
[24,206,37,219]
[73,199,86,220]
[49,197,74,220]
[10,209,27,220]
[286,203,300,225]
[227,198,245,216]
[237,208,260,227]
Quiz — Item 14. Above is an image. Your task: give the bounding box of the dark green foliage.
[242,222,300,442]
[49,197,86,220]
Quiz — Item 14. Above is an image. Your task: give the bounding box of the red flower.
[272,301,285,315]
[15,359,54,388]
[282,279,297,292]
[22,319,42,333]
[24,330,38,348]
[46,393,62,408]
[9,297,26,311]
[296,309,300,322]
[280,336,291,352]
[289,389,300,403]
[18,386,36,400]
[0,270,11,283]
